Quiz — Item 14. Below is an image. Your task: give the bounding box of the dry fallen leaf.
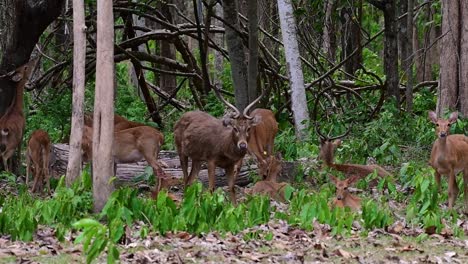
[333,248,356,259]
[388,220,405,234]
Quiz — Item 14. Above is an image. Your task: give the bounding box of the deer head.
[428,111,458,139]
[316,124,350,165]
[329,174,359,201]
[215,87,263,151]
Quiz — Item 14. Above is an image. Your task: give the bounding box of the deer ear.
[222,117,233,127]
[329,174,338,184]
[332,139,342,147]
[449,112,458,124]
[251,115,262,126]
[347,175,360,185]
[428,111,438,124]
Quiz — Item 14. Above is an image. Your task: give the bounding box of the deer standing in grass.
[26,130,51,193]
[330,174,361,211]
[174,88,263,203]
[82,124,173,193]
[428,111,468,213]
[246,109,281,181]
[317,127,391,179]
[0,60,36,172]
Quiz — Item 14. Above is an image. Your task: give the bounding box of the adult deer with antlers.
[26,130,52,193]
[317,126,391,179]
[428,111,468,213]
[174,88,263,203]
[0,59,36,172]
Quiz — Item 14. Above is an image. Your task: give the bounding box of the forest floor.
[0,187,467,264]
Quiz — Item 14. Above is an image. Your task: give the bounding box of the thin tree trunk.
[223,0,248,110]
[213,3,224,85]
[322,0,336,61]
[277,0,309,140]
[66,0,86,186]
[160,1,177,94]
[383,1,399,105]
[247,0,259,103]
[93,0,115,213]
[459,0,468,117]
[437,0,459,116]
[405,0,414,112]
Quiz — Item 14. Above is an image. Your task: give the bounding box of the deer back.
[27,130,51,170]
[248,109,278,157]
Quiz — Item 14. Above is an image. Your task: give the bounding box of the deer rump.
[26,130,51,193]
[174,111,248,166]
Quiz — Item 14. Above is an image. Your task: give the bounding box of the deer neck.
[436,136,449,153]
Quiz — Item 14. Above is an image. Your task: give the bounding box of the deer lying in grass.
[330,174,361,211]
[245,180,289,203]
[174,88,263,203]
[0,60,35,172]
[428,111,468,213]
[26,130,51,193]
[246,109,281,181]
[82,125,173,192]
[317,127,391,180]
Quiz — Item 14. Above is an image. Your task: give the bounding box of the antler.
[315,122,351,141]
[243,89,265,119]
[213,85,241,118]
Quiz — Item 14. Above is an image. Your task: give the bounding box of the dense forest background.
[1,0,468,263]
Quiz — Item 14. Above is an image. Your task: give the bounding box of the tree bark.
[222,0,249,110]
[341,1,362,75]
[247,0,259,103]
[160,1,177,94]
[437,0,460,116]
[66,0,86,186]
[401,0,414,112]
[459,1,468,116]
[213,3,224,85]
[277,0,309,140]
[0,0,64,115]
[93,0,115,213]
[322,0,336,61]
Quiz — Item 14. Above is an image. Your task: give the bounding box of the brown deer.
[26,130,52,193]
[317,126,391,179]
[0,59,36,172]
[84,113,146,131]
[246,108,281,181]
[330,174,361,211]
[174,88,263,203]
[245,180,289,203]
[428,111,468,213]
[82,125,173,192]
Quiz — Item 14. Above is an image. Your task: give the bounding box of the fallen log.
[50,144,299,188]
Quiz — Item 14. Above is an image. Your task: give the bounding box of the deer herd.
[1,60,468,214]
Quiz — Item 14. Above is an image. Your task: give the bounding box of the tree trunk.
[459,1,468,117]
[222,0,249,110]
[322,0,336,62]
[93,0,115,213]
[247,0,259,103]
[341,1,362,75]
[213,3,224,85]
[437,0,460,116]
[277,0,309,140]
[66,0,86,186]
[382,1,399,105]
[0,0,64,115]
[404,0,414,112]
[160,2,177,94]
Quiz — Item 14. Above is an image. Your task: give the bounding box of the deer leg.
[207,161,216,192]
[31,167,40,193]
[434,171,441,191]
[2,157,8,172]
[186,161,201,187]
[448,171,459,209]
[179,154,189,184]
[464,170,468,214]
[225,165,237,205]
